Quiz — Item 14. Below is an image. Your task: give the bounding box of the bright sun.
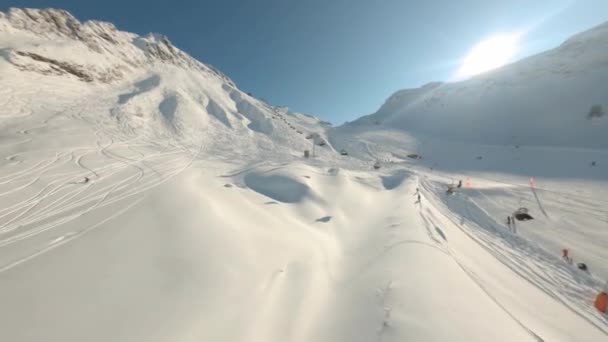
[457,33,521,78]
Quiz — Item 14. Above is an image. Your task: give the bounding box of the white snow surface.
[346,21,608,148]
[1,8,607,342]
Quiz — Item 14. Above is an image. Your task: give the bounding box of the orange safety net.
[595,292,607,313]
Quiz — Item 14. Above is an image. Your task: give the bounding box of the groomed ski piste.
[1,8,607,342]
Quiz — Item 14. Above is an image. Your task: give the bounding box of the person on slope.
[562,248,572,264]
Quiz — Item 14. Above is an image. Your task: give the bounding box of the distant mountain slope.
[343,21,608,148]
[0,7,233,84]
[0,8,329,162]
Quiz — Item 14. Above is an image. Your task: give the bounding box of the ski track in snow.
[419,178,608,336]
[417,205,545,341]
[1,11,608,341]
[0,98,608,341]
[2,100,607,341]
[0,90,207,273]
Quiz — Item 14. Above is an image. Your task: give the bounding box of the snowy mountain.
[0,7,333,162]
[343,21,608,149]
[1,8,608,342]
[0,8,234,83]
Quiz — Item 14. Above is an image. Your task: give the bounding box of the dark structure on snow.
[513,207,533,221]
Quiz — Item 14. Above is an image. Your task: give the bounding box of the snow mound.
[117,74,161,104]
[229,90,274,134]
[158,93,178,127]
[244,172,311,203]
[206,98,232,128]
[381,170,410,190]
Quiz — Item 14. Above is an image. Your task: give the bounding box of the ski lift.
[373,161,381,169]
[318,140,326,146]
[446,185,456,194]
[340,149,348,156]
[513,207,534,221]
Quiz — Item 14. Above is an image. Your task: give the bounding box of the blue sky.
[2,1,608,123]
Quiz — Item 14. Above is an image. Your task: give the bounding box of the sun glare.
[457,33,521,79]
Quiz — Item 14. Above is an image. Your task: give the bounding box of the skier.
[417,193,421,203]
[457,180,462,188]
[507,216,511,227]
[69,176,91,185]
[562,248,572,264]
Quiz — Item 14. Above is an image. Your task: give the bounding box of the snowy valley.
[0,7,607,342]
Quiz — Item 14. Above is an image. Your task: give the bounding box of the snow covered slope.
[0,8,234,83]
[326,20,608,341]
[343,21,608,149]
[1,8,607,342]
[0,7,334,164]
[329,24,608,289]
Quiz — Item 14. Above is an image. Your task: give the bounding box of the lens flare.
[457,33,521,78]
